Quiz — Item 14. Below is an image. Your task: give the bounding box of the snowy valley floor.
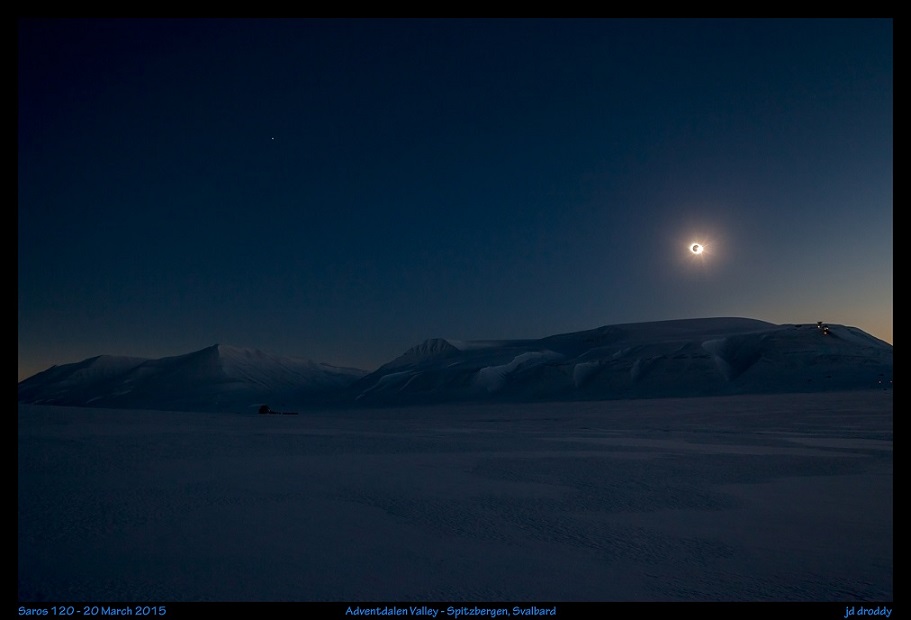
[18,391,893,602]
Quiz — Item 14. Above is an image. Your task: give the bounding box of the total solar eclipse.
[690,243,704,255]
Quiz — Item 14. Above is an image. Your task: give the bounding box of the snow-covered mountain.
[18,318,893,412]
[17,344,367,413]
[350,317,893,406]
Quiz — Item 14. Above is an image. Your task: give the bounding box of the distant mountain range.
[18,317,893,413]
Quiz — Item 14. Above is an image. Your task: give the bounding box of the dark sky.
[18,18,893,380]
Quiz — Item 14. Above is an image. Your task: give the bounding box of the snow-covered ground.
[18,390,892,602]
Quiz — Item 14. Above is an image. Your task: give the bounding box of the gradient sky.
[18,18,893,381]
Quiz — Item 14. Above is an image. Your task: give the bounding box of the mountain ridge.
[18,343,368,413]
[18,317,892,412]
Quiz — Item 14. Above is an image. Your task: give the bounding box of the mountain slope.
[17,344,367,413]
[349,318,892,405]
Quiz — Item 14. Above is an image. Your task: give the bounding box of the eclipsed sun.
[690,243,704,255]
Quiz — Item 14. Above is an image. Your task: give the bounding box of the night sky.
[18,18,893,381]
